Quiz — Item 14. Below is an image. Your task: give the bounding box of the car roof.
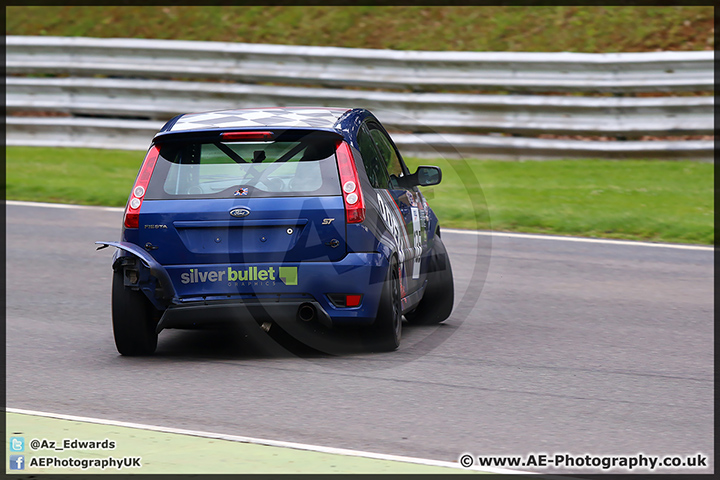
[165,107,353,133]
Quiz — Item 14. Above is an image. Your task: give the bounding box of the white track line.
[6,407,532,474]
[443,228,713,251]
[6,200,123,212]
[7,200,711,251]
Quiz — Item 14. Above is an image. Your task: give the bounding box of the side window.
[367,124,405,182]
[357,126,390,189]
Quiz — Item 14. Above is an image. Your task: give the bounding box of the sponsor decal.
[376,191,409,263]
[377,191,425,283]
[180,266,298,286]
[407,192,417,207]
[377,191,423,269]
[278,266,298,286]
[411,206,422,279]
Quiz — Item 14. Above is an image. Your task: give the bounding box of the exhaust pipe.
[297,303,317,322]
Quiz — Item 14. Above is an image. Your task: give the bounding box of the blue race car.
[97,107,453,355]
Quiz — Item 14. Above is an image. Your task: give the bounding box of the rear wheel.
[365,256,402,352]
[406,235,454,325]
[112,269,159,356]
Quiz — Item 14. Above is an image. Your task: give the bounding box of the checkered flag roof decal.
[169,107,351,132]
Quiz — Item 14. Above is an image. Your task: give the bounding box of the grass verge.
[6,6,714,53]
[6,146,713,245]
[403,157,713,245]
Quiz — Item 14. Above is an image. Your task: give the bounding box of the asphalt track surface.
[6,202,714,474]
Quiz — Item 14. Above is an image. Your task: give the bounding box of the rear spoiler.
[152,127,343,145]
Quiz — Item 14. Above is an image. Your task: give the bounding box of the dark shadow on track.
[144,315,458,364]
[152,321,326,360]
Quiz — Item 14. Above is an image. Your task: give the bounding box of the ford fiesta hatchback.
[98,107,453,355]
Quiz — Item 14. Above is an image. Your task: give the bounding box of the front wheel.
[112,269,159,356]
[405,235,454,325]
[364,256,402,352]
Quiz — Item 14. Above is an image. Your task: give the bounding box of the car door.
[359,120,428,298]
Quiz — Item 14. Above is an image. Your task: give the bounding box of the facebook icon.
[10,455,25,470]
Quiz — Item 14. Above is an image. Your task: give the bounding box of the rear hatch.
[138,129,346,268]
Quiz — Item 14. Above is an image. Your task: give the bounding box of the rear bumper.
[100,240,389,327]
[99,249,391,328]
[156,297,332,332]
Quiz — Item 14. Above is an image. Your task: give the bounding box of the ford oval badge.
[230,208,250,218]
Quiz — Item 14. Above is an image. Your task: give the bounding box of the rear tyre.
[405,235,454,325]
[112,269,158,356]
[365,256,402,352]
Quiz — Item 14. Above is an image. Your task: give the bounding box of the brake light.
[124,146,159,229]
[220,131,274,141]
[346,294,362,307]
[335,141,365,223]
[327,293,363,308]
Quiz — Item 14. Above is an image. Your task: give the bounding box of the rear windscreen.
[146,131,342,199]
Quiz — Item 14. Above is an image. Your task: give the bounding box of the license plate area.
[175,221,306,255]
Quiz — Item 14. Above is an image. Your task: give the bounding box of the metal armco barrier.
[5,36,715,159]
[6,77,714,137]
[6,36,714,92]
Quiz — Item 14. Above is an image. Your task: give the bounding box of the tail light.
[124,146,160,229]
[335,141,365,223]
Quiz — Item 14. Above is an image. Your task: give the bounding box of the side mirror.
[415,165,442,186]
[390,166,442,189]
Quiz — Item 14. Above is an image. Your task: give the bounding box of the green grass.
[6,6,714,53]
[6,146,714,245]
[5,147,142,207]
[404,157,714,245]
